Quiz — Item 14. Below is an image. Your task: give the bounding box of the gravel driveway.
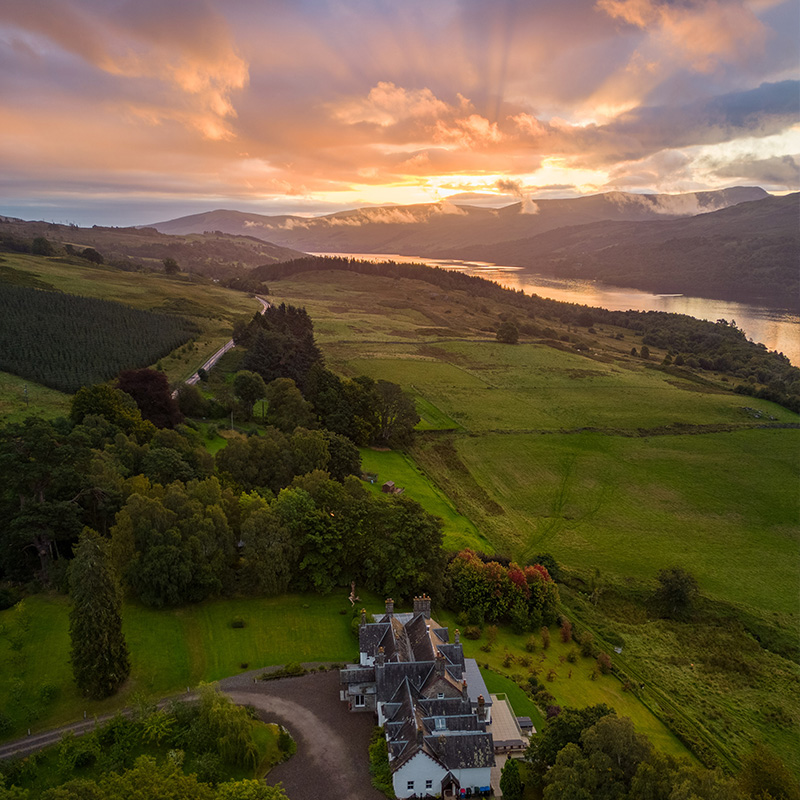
[222,670,384,800]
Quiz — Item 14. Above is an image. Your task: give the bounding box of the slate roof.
[342,605,495,776]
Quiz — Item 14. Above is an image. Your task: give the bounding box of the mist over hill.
[449,192,800,309]
[148,187,767,255]
[145,187,797,306]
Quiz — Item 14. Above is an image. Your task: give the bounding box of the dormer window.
[435,716,446,730]
[437,692,444,699]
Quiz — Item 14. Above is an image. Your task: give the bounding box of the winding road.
[184,295,270,387]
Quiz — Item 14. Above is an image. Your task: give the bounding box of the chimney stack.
[376,646,385,667]
[360,608,367,626]
[435,651,446,677]
[416,726,424,745]
[462,679,468,700]
[454,629,460,644]
[477,694,486,722]
[385,598,394,618]
[413,593,431,619]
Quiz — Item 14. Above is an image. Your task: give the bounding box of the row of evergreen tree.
[0,284,197,393]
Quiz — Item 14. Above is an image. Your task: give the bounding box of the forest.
[0,284,197,393]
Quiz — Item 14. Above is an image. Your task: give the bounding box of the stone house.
[340,596,495,798]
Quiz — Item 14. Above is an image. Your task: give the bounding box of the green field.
[0,593,363,739]
[359,448,489,552]
[414,429,800,615]
[0,371,71,421]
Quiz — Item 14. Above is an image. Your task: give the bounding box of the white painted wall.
[392,751,447,798]
[452,766,492,793]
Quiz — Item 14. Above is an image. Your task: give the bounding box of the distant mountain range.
[147,186,799,308]
[148,186,767,254]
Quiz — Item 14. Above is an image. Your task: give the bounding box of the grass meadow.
[0,593,363,740]
[0,371,71,422]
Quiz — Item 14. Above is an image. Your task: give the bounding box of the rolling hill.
[0,217,305,279]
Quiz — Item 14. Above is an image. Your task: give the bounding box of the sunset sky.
[1,0,798,226]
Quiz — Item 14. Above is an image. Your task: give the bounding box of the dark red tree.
[117,369,183,428]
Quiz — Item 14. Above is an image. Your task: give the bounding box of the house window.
[435,717,446,730]
[407,780,414,791]
[426,779,433,790]
[437,692,444,699]
[353,695,365,707]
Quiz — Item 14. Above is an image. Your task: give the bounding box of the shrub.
[369,726,393,798]
[541,627,551,649]
[39,683,59,704]
[525,635,537,652]
[464,625,482,640]
[597,653,612,674]
[518,655,531,668]
[560,618,572,643]
[467,607,485,626]
[580,632,595,657]
[546,669,557,682]
[546,705,562,719]
[566,649,578,664]
[503,652,515,668]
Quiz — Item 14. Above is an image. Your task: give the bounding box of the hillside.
[0,217,304,279]
[148,187,767,256]
[446,193,800,309]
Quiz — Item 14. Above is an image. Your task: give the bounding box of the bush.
[39,683,59,704]
[369,727,393,798]
[597,653,612,674]
[541,627,551,649]
[566,649,578,664]
[230,617,246,628]
[580,632,595,657]
[546,705,562,719]
[525,635,537,652]
[560,618,572,643]
[464,625,482,640]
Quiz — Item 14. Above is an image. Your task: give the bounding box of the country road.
[174,295,269,395]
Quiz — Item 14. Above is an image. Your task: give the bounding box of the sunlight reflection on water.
[311,252,800,366]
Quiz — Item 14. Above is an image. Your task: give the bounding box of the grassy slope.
[265,271,800,772]
[0,593,362,739]
[0,371,71,422]
[359,448,489,553]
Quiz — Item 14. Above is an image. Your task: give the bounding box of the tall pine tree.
[69,528,130,699]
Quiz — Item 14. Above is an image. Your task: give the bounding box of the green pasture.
[345,342,798,432]
[359,448,489,553]
[0,593,363,740]
[0,371,71,422]
[414,428,800,616]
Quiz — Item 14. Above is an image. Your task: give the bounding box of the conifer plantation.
[68,529,130,700]
[0,284,197,393]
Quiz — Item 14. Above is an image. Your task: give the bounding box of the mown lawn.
[0,593,364,740]
[359,448,490,553]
